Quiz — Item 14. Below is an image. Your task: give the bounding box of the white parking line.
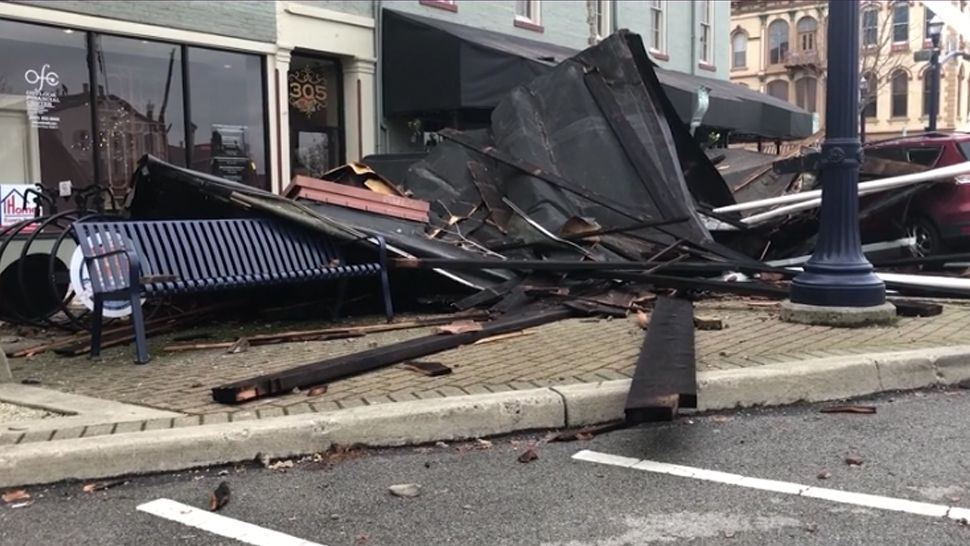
[573,450,970,522]
[137,499,325,546]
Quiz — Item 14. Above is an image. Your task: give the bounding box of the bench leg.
[379,268,394,323]
[90,295,104,360]
[332,277,349,321]
[129,293,150,365]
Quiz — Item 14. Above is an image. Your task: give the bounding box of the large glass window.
[891,70,908,117]
[288,54,343,179]
[893,1,909,43]
[862,8,879,47]
[188,47,267,189]
[0,20,93,192]
[768,20,789,65]
[94,35,185,197]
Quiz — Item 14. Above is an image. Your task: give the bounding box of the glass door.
[288,53,343,180]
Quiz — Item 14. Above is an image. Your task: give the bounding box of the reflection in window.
[768,20,789,65]
[766,80,789,101]
[188,48,267,189]
[891,70,908,117]
[94,35,185,197]
[0,19,93,194]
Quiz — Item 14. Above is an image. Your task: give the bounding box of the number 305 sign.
[288,66,328,118]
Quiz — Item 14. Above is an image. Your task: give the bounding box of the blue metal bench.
[72,218,393,364]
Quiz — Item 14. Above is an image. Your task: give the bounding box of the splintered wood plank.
[624,296,697,424]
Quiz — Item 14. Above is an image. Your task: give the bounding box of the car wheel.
[905,217,944,258]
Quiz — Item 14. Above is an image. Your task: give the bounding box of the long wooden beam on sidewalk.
[211,307,577,404]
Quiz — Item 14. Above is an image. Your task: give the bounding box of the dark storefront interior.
[0,18,270,200]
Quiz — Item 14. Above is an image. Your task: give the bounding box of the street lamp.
[786,0,887,314]
[860,75,869,143]
[927,15,944,132]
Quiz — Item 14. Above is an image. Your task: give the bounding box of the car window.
[906,147,942,166]
[958,141,970,160]
[865,147,907,162]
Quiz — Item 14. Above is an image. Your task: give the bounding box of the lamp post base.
[780,301,896,327]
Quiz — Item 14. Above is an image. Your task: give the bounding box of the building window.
[698,0,713,64]
[288,54,344,179]
[862,7,879,47]
[515,0,540,25]
[923,70,934,117]
[0,19,94,200]
[862,72,877,119]
[891,70,908,117]
[188,47,268,189]
[592,0,612,39]
[797,17,817,51]
[768,20,789,65]
[795,77,817,113]
[93,35,186,197]
[649,1,665,53]
[732,32,747,68]
[766,80,789,101]
[892,1,909,43]
[924,7,936,40]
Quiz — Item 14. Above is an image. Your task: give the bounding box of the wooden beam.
[211,307,577,404]
[624,296,697,424]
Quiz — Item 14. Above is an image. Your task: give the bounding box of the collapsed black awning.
[382,9,815,140]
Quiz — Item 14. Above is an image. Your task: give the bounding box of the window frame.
[862,72,878,119]
[766,79,790,101]
[731,31,747,69]
[648,0,666,55]
[794,77,818,113]
[862,7,879,47]
[891,70,909,118]
[698,0,713,65]
[514,0,541,26]
[796,17,817,52]
[767,19,790,66]
[892,1,909,44]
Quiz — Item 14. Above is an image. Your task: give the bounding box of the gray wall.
[291,0,375,18]
[7,0,277,42]
[381,0,590,50]
[616,0,730,79]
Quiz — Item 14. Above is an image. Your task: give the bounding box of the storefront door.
[287,53,343,179]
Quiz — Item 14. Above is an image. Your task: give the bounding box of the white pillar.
[275,46,293,193]
[343,57,377,162]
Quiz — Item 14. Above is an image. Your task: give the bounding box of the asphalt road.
[4,387,970,545]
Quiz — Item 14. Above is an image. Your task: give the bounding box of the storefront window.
[94,35,185,197]
[188,47,268,189]
[0,20,93,193]
[288,54,343,179]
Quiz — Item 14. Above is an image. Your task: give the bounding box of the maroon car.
[863,132,970,256]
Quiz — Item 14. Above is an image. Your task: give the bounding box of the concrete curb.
[4,346,970,488]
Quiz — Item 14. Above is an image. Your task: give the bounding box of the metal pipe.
[715,160,970,215]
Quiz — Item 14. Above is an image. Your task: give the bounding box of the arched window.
[767,80,790,101]
[797,17,817,51]
[891,70,908,117]
[862,72,877,119]
[768,20,789,65]
[732,32,747,68]
[795,77,817,113]
[862,7,879,46]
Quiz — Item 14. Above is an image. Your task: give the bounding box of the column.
[275,46,293,193]
[343,57,377,162]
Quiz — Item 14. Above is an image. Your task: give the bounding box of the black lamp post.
[789,0,886,307]
[928,15,944,132]
[860,75,868,144]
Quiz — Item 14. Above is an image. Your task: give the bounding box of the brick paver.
[5,301,970,444]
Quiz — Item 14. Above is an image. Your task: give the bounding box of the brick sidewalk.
[5,300,970,445]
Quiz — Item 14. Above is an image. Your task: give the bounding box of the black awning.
[381,9,815,140]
